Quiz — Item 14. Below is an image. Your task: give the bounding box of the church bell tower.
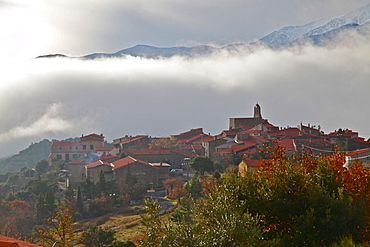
[253,103,262,119]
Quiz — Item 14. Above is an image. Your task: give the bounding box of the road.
[145,189,175,213]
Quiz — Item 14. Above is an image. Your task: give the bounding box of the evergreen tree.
[184,171,203,200]
[97,171,107,196]
[76,185,84,214]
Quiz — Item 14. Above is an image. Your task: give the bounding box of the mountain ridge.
[36,3,370,60]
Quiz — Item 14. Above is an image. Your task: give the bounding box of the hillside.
[0,139,51,174]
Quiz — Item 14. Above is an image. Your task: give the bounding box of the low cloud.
[0,102,72,140]
[1,29,370,156]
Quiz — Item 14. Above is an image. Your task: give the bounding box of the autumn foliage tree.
[4,199,35,238]
[141,139,370,246]
[36,207,76,247]
[163,177,186,204]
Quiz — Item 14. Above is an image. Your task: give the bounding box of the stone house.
[344,148,370,168]
[85,156,160,188]
[124,148,194,168]
[65,154,118,185]
[49,133,105,167]
[95,146,120,156]
[111,156,159,188]
[151,162,171,186]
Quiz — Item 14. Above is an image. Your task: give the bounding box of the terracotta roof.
[349,138,370,144]
[95,146,115,151]
[0,235,41,247]
[81,133,105,139]
[261,123,276,128]
[182,144,203,149]
[239,147,259,155]
[119,135,148,145]
[241,129,262,134]
[52,141,81,146]
[197,135,219,143]
[177,133,208,144]
[66,159,87,165]
[171,149,196,157]
[86,159,112,168]
[111,156,158,170]
[237,139,259,146]
[295,139,333,148]
[231,125,253,131]
[241,159,265,167]
[346,148,370,157]
[126,149,171,155]
[249,136,268,143]
[279,139,296,152]
[178,128,203,136]
[327,130,358,138]
[99,155,118,161]
[221,130,238,138]
[268,128,301,138]
[215,143,257,154]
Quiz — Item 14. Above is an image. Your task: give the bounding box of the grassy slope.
[75,206,146,244]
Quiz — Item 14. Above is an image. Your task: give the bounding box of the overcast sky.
[0,0,370,157]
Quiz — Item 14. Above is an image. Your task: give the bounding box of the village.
[49,104,370,190]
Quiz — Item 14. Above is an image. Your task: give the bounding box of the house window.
[56,155,62,160]
[76,146,78,150]
[73,154,78,159]
[65,154,70,160]
[90,145,94,150]
[83,145,86,150]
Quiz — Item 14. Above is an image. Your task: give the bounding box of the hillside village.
[1,104,370,246]
[48,104,370,189]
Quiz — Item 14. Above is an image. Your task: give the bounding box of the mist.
[1,29,370,157]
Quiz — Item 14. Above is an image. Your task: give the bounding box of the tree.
[36,207,76,247]
[97,171,107,196]
[4,199,35,238]
[140,183,263,246]
[190,156,214,175]
[64,184,74,208]
[163,177,186,204]
[78,225,115,247]
[35,159,49,174]
[81,177,96,200]
[120,174,146,201]
[76,186,84,214]
[37,188,56,223]
[184,171,203,200]
[140,140,370,246]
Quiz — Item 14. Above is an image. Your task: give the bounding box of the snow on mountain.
[305,3,370,37]
[259,18,330,47]
[36,3,370,59]
[82,44,217,59]
[260,3,370,48]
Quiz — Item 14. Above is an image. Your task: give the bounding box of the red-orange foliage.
[5,200,35,237]
[163,178,186,202]
[256,140,290,177]
[256,140,370,241]
[199,175,219,195]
